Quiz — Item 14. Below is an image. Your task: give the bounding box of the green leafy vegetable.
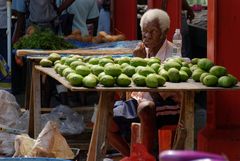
[13,28,76,50]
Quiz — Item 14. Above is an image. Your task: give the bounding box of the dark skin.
[133,19,168,58]
[182,0,195,22]
[108,18,168,156]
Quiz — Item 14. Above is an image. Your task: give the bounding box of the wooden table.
[32,65,240,161]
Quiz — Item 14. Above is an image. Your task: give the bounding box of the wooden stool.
[130,123,177,154]
[158,125,177,153]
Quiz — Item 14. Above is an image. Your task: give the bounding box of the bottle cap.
[175,29,180,33]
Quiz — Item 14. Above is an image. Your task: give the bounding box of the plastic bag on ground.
[41,105,85,135]
[29,121,74,159]
[0,132,16,156]
[0,90,21,127]
[120,143,156,161]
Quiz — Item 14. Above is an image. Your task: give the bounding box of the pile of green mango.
[190,58,238,88]
[39,53,238,88]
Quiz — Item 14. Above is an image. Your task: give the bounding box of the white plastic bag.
[0,90,21,127]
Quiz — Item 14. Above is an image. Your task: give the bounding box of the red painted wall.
[112,0,137,40]
[198,0,240,160]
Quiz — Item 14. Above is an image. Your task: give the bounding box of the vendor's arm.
[133,42,147,58]
[182,0,195,22]
[12,11,26,43]
[56,0,75,15]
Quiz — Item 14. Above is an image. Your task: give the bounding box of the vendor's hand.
[187,9,195,23]
[15,56,24,66]
[133,42,147,58]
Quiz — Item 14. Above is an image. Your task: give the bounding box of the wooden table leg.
[87,91,115,161]
[30,66,41,138]
[183,91,195,149]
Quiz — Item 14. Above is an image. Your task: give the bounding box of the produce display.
[13,28,76,50]
[65,30,126,44]
[39,53,238,88]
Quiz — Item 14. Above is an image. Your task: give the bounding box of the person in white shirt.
[108,9,182,157]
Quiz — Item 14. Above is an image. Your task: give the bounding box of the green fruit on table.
[197,58,214,72]
[218,76,234,88]
[228,74,238,86]
[192,68,204,82]
[122,65,136,77]
[180,66,192,77]
[132,73,146,86]
[130,57,148,67]
[99,58,114,66]
[82,74,98,88]
[40,58,52,67]
[203,74,218,87]
[164,61,181,71]
[179,70,189,82]
[116,74,131,87]
[155,74,166,86]
[75,65,91,76]
[191,58,199,65]
[48,53,61,62]
[138,66,155,77]
[62,67,75,78]
[104,64,122,77]
[67,73,83,86]
[167,68,180,83]
[159,69,169,81]
[70,60,85,70]
[60,57,67,64]
[88,57,100,65]
[147,57,161,66]
[151,63,161,73]
[200,72,210,83]
[91,65,104,76]
[100,75,115,87]
[64,57,78,66]
[146,74,159,88]
[118,57,130,65]
[209,65,227,78]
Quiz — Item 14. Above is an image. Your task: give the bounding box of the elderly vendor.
[108,9,182,157]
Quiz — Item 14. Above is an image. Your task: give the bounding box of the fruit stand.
[30,64,240,161]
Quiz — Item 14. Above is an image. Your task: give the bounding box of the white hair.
[140,9,170,32]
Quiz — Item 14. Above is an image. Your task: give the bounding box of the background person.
[67,0,99,36]
[0,0,7,62]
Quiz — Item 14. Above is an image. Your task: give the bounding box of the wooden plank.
[32,67,41,138]
[95,92,115,160]
[35,65,240,92]
[183,91,195,149]
[16,48,133,57]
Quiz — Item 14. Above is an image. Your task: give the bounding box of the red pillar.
[198,1,240,161]
[148,0,182,41]
[112,0,137,40]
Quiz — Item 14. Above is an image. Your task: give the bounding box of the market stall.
[31,64,239,161]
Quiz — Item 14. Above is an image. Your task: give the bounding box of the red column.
[198,1,240,161]
[112,0,137,40]
[148,0,182,41]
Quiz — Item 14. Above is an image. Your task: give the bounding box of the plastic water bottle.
[172,28,182,57]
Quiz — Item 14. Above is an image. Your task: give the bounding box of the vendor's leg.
[108,117,130,156]
[137,101,157,154]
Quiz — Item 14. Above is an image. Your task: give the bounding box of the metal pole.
[6,0,12,70]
